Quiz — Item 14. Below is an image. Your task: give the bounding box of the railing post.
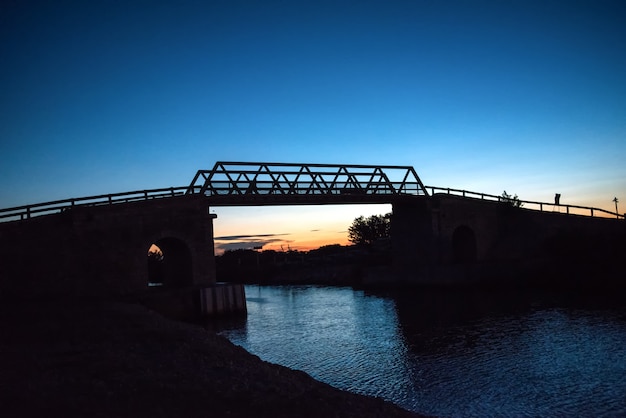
[144,191,148,200]
[108,195,113,204]
[26,207,31,219]
[566,206,570,214]
[539,203,543,211]
[170,187,175,196]
[591,208,594,217]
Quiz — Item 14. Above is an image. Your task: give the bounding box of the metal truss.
[186,162,428,204]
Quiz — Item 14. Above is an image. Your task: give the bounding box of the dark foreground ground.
[0,301,426,418]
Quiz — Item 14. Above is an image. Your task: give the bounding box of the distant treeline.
[216,241,391,285]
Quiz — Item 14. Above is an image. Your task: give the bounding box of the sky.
[1,0,625,253]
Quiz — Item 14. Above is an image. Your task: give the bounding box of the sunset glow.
[212,204,391,254]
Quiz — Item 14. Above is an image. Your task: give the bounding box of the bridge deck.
[0,162,622,222]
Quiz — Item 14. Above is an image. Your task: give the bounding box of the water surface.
[216,285,626,417]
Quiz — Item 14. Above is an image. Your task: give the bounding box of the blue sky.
[1,0,625,251]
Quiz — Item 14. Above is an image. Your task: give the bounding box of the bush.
[500,190,523,208]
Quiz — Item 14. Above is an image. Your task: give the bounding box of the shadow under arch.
[147,237,193,288]
[452,225,477,263]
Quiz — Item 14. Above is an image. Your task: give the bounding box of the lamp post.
[613,197,619,218]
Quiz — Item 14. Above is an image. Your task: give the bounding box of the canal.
[215,285,626,417]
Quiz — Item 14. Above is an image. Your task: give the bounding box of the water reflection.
[215,285,626,417]
[392,289,533,353]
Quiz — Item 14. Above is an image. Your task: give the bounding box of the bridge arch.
[452,225,477,263]
[147,236,193,288]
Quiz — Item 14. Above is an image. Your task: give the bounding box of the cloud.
[310,229,320,232]
[217,240,279,252]
[214,234,294,253]
[215,233,290,241]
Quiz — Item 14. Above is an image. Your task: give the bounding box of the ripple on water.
[217,286,626,418]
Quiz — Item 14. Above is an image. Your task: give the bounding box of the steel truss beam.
[186,162,428,202]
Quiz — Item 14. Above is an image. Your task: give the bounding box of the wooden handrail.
[0,186,191,222]
[425,186,624,219]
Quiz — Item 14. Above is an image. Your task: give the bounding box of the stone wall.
[0,195,216,301]
[391,194,625,286]
[432,194,625,263]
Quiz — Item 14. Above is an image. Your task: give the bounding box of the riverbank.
[0,300,426,418]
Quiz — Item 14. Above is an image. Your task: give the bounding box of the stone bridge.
[1,162,624,315]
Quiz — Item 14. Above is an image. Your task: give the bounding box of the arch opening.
[147,237,193,288]
[452,225,477,263]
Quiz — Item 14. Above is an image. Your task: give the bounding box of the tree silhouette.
[348,213,391,245]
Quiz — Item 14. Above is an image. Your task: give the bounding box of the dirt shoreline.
[0,301,427,418]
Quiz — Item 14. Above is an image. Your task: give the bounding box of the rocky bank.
[0,301,426,418]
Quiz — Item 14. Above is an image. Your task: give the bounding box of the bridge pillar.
[391,198,434,281]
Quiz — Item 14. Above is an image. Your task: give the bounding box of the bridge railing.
[0,187,190,223]
[426,186,624,219]
[2,180,621,223]
[187,162,429,198]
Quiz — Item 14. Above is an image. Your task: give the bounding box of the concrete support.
[198,283,247,316]
[139,283,247,320]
